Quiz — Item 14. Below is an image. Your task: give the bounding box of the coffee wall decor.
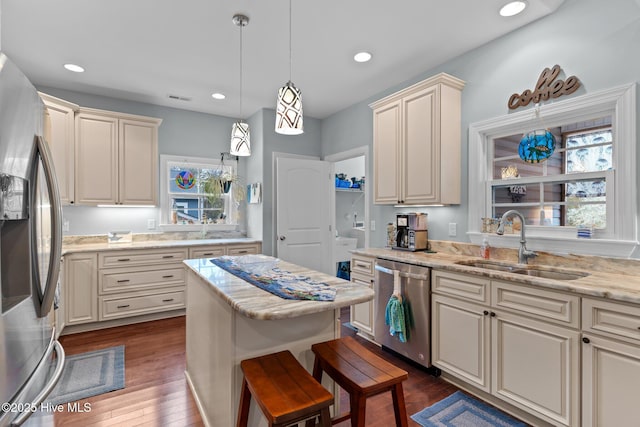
[508,65,580,110]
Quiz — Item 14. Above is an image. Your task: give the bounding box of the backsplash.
[63,230,247,246]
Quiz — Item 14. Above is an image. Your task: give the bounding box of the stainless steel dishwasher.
[374,258,432,369]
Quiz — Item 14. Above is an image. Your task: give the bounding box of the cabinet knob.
[582,337,590,344]
[483,310,489,316]
[490,312,496,317]
[279,235,286,241]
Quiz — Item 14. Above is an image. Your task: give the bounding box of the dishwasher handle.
[375,264,429,281]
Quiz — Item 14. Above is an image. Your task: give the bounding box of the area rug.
[411,391,527,427]
[46,345,125,405]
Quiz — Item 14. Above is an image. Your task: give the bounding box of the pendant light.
[275,0,304,135]
[230,14,251,156]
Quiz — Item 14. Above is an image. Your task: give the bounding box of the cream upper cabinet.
[75,108,161,206]
[370,73,464,205]
[40,93,78,205]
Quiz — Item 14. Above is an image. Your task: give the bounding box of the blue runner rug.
[47,345,125,405]
[411,391,527,427]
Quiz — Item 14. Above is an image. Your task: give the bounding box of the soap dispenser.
[480,235,491,259]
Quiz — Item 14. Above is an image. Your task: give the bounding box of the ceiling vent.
[167,94,192,102]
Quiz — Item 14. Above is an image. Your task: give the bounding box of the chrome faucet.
[496,209,537,264]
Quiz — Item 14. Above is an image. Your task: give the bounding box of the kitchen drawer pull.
[117,304,130,309]
[355,261,369,268]
[162,255,174,259]
[162,275,174,278]
[117,258,131,262]
[162,298,175,303]
[237,250,248,254]
[117,279,130,283]
[202,252,214,256]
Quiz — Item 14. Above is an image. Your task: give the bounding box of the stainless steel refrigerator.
[0,53,65,426]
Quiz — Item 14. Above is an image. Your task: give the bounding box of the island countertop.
[183,257,374,320]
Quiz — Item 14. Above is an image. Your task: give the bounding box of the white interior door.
[276,157,332,274]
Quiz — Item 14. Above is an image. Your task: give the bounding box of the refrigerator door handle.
[34,135,63,318]
[10,336,66,426]
[375,264,429,281]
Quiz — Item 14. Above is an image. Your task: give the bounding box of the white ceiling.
[1,0,564,120]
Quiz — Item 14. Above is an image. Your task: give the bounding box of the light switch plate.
[448,222,457,237]
[147,219,156,229]
[370,220,376,231]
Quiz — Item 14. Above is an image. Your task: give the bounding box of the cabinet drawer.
[432,270,490,304]
[99,266,185,294]
[226,244,260,256]
[99,248,188,268]
[189,246,225,259]
[583,297,640,342]
[99,288,185,320]
[351,255,374,277]
[351,272,374,287]
[492,281,580,327]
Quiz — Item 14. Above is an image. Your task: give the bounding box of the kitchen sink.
[455,260,589,281]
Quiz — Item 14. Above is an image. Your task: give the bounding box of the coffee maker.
[393,213,428,251]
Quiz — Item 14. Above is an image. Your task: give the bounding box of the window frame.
[468,83,637,257]
[159,154,238,232]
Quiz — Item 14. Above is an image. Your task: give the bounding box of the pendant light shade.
[230,14,251,156]
[275,0,304,135]
[230,120,251,156]
[276,80,303,135]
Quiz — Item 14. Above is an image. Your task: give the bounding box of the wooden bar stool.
[306,336,409,427]
[237,350,334,427]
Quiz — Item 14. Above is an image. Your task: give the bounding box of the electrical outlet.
[448,222,457,237]
[147,219,156,230]
[63,219,70,232]
[370,220,376,231]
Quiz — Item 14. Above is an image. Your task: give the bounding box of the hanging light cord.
[239,21,243,120]
[288,0,292,82]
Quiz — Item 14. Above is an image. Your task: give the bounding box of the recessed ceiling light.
[499,1,527,17]
[211,93,226,100]
[63,63,85,73]
[354,52,372,63]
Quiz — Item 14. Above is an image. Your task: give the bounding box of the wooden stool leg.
[391,383,409,427]
[350,392,367,427]
[319,407,332,427]
[236,377,252,427]
[305,359,325,427]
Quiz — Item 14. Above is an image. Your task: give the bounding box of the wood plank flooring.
[54,310,460,426]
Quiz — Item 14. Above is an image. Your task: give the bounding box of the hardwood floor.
[54,310,460,427]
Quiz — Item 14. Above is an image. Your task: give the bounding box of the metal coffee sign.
[508,65,580,110]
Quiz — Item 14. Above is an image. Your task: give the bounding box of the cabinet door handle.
[117,279,130,283]
[483,310,489,316]
[162,298,174,303]
[490,312,496,317]
[117,304,130,309]
[117,258,131,262]
[582,337,590,344]
[162,275,174,279]
[162,255,174,259]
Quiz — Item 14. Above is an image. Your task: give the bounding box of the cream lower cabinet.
[432,270,580,427]
[98,248,188,320]
[581,298,640,426]
[188,242,262,259]
[64,252,99,325]
[75,108,161,206]
[349,254,375,339]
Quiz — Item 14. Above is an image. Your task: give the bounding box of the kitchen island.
[183,257,374,427]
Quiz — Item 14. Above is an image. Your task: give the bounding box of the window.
[491,121,612,231]
[468,84,637,257]
[159,155,238,230]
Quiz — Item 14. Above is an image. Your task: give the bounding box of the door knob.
[279,235,286,241]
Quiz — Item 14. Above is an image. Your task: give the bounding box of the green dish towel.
[385,295,407,343]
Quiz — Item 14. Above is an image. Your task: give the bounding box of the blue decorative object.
[518,129,556,163]
[411,391,527,427]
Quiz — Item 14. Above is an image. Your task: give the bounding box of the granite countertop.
[62,237,262,254]
[183,258,375,320]
[353,247,640,305]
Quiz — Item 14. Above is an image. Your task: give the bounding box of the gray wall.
[321,0,640,249]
